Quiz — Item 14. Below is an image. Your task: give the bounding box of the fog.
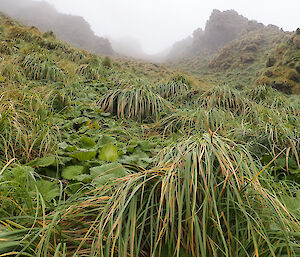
[0,0,299,57]
[32,0,299,55]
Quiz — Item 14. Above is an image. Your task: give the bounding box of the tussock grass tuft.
[98,83,171,121]
[156,108,238,136]
[0,84,58,163]
[20,55,65,82]
[197,85,251,115]
[53,133,299,257]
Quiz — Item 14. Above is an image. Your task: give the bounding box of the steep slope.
[256,30,300,94]
[167,9,269,61]
[0,0,114,55]
[207,28,285,71]
[169,28,300,94]
[167,9,300,94]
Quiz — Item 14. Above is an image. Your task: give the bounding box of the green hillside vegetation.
[169,29,300,94]
[167,9,299,94]
[114,57,178,82]
[0,0,114,55]
[0,13,300,257]
[208,28,285,71]
[257,31,300,94]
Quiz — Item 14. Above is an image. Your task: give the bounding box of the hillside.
[207,28,285,71]
[0,0,114,55]
[256,30,300,94]
[167,9,300,94]
[167,9,270,60]
[0,12,300,257]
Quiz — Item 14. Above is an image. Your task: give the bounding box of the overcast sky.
[36,0,300,54]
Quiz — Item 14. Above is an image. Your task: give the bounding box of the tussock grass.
[12,133,295,257]
[20,55,65,82]
[156,108,238,136]
[197,85,251,115]
[98,84,171,121]
[0,83,58,163]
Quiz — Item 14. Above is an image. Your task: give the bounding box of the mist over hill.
[167,9,279,61]
[109,36,170,62]
[0,0,114,55]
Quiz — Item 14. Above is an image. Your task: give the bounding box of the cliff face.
[0,0,114,56]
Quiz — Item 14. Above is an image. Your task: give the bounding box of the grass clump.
[55,133,299,257]
[197,85,251,115]
[20,55,65,82]
[0,84,58,163]
[99,83,170,121]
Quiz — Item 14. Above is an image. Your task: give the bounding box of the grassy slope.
[0,14,300,257]
[169,28,300,93]
[257,32,300,94]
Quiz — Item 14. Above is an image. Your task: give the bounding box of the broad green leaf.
[90,163,128,186]
[100,112,111,117]
[65,145,78,152]
[34,156,56,168]
[99,143,118,162]
[72,117,90,124]
[57,156,73,165]
[65,182,83,196]
[120,149,152,168]
[75,174,92,183]
[58,142,69,150]
[98,135,117,146]
[40,168,57,178]
[70,149,97,161]
[36,179,60,202]
[62,165,86,180]
[78,136,96,148]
